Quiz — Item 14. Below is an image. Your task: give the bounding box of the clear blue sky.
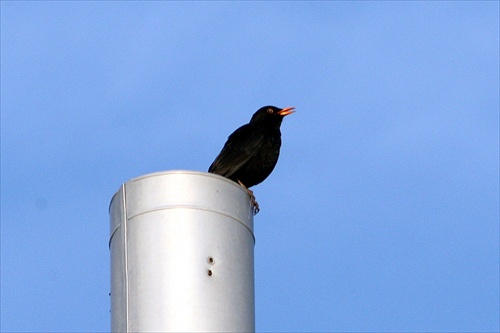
[1,2,499,332]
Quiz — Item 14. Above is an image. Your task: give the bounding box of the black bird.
[208,105,295,214]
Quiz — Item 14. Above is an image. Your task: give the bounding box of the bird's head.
[250,106,295,126]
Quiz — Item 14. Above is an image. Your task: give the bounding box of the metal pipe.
[109,170,255,332]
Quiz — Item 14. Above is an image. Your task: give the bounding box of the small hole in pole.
[207,270,213,276]
[207,257,214,264]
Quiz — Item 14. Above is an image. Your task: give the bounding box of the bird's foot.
[249,191,260,215]
[237,180,260,215]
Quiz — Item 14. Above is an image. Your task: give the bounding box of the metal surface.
[109,170,255,332]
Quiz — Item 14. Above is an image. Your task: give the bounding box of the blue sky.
[1,1,499,332]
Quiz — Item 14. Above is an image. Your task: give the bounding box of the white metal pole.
[109,170,255,332]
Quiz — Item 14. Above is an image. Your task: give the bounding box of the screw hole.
[207,257,214,264]
[207,270,213,276]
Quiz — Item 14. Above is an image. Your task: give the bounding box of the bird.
[208,105,295,214]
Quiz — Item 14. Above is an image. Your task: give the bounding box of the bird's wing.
[208,124,263,178]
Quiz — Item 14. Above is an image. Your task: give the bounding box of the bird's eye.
[267,108,273,114]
